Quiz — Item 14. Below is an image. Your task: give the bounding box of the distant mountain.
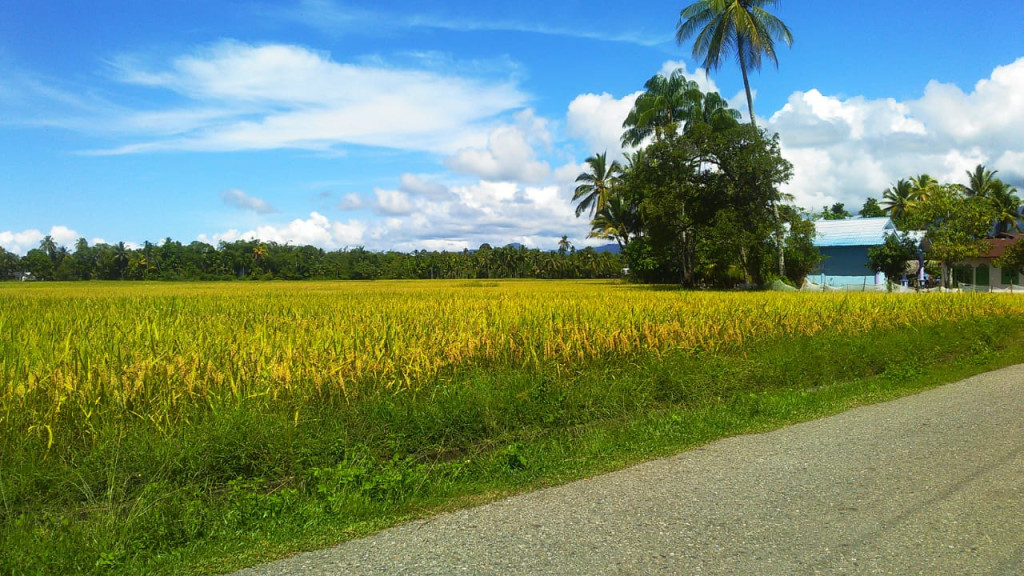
[591,244,620,254]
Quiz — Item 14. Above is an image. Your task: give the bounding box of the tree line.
[0,237,624,282]
[860,166,1024,287]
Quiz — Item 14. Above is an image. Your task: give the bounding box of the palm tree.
[588,192,643,250]
[880,179,916,221]
[676,0,793,127]
[690,90,742,133]
[909,173,939,202]
[40,235,58,263]
[988,181,1022,234]
[113,242,130,279]
[964,164,999,198]
[622,70,742,148]
[621,69,703,147]
[573,152,623,218]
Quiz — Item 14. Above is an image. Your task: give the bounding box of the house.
[952,233,1023,291]
[812,217,893,287]
[812,217,922,287]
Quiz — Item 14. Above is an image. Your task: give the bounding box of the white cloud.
[89,41,528,154]
[0,225,82,255]
[199,211,366,249]
[337,193,363,211]
[398,173,452,200]
[197,172,593,253]
[374,188,415,215]
[221,188,277,214]
[766,56,1024,212]
[565,91,639,160]
[446,110,552,183]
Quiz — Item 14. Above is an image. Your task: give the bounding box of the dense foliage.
[0,239,623,282]
[867,232,920,287]
[574,69,811,288]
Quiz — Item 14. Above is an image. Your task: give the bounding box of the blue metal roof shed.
[813,217,899,248]
[813,217,897,286]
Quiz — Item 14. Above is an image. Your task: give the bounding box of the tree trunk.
[739,44,756,128]
[772,199,785,278]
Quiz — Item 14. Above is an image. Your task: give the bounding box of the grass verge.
[3,316,1024,575]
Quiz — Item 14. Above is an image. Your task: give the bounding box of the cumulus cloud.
[88,41,528,154]
[221,188,277,214]
[565,91,640,160]
[373,179,587,251]
[767,56,1024,212]
[0,225,84,255]
[446,109,552,183]
[374,188,415,215]
[197,174,591,253]
[198,211,366,250]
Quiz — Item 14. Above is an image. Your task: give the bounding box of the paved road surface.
[235,365,1024,575]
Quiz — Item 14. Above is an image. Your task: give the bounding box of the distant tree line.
[0,237,624,282]
[862,165,1024,288]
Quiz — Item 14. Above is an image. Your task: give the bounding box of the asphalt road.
[235,365,1024,575]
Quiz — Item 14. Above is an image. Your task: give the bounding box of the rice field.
[3,280,1023,436]
[5,280,1024,574]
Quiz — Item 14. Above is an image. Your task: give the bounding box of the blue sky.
[3,0,1024,254]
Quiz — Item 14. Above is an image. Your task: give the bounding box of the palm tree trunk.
[738,45,756,128]
[772,199,785,277]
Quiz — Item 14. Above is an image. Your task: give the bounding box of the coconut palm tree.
[40,235,58,263]
[621,69,704,148]
[988,181,1023,234]
[909,173,939,202]
[964,164,999,198]
[113,242,130,279]
[676,0,793,127]
[690,90,742,133]
[588,192,643,250]
[881,179,916,222]
[573,152,623,218]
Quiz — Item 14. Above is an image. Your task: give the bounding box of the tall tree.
[820,202,852,220]
[905,185,997,288]
[40,235,58,263]
[859,197,887,218]
[963,164,999,198]
[573,152,623,218]
[909,173,939,202]
[676,0,793,127]
[588,192,643,250]
[880,179,916,223]
[621,70,701,147]
[988,181,1023,234]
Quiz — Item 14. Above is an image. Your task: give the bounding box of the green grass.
[3,310,1023,575]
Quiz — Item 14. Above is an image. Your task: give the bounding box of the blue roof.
[813,217,898,247]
